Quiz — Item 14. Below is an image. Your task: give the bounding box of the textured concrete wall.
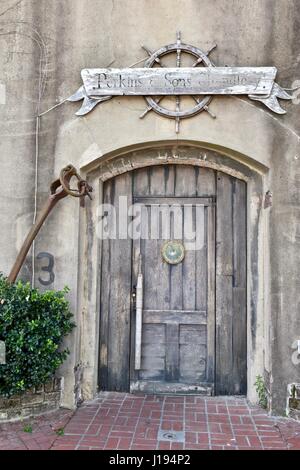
[0,0,299,414]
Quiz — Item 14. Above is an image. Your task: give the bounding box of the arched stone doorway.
[80,146,262,398]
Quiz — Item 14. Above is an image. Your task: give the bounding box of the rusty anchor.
[7,164,93,284]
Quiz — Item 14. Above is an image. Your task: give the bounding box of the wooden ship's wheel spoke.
[140,32,217,133]
[175,31,181,133]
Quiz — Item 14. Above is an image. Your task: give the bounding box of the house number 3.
[37,252,55,286]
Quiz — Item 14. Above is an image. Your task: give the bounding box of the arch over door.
[99,164,247,395]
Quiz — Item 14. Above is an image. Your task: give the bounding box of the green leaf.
[0,273,75,398]
[23,425,33,433]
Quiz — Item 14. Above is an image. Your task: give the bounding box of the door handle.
[135,254,143,370]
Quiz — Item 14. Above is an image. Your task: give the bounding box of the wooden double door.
[99,164,247,395]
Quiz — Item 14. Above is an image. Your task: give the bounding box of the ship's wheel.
[140,32,217,133]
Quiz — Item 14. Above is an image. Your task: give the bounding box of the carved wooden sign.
[68,33,294,133]
[83,67,277,97]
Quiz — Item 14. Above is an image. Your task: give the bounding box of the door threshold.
[130,381,214,395]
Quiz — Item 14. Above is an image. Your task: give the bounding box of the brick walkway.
[0,408,73,450]
[1,392,300,450]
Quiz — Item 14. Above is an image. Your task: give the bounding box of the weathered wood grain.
[233,179,247,288]
[83,67,277,97]
[196,167,216,196]
[100,173,132,391]
[215,173,247,395]
[133,166,150,197]
[166,324,180,381]
[130,165,215,391]
[140,324,165,380]
[216,171,234,394]
[206,204,216,386]
[99,179,112,390]
[135,197,214,205]
[232,287,247,394]
[232,179,247,394]
[100,165,246,396]
[143,310,207,324]
[180,325,207,383]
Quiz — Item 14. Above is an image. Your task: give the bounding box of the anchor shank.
[7,165,93,284]
[7,193,65,284]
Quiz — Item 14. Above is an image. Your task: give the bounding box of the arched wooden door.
[99,164,247,395]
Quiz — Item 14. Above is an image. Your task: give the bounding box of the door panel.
[99,173,132,391]
[130,165,215,394]
[179,325,207,382]
[216,172,247,395]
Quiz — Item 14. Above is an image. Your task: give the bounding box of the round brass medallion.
[161,241,185,265]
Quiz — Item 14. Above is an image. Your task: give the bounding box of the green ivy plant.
[254,375,268,409]
[0,274,75,398]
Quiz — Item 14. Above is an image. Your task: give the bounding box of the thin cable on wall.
[31,55,148,286]
[31,24,48,287]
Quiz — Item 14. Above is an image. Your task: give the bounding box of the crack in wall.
[0,0,23,18]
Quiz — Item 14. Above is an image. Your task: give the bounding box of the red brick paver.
[1,393,300,450]
[0,408,73,450]
[53,393,300,451]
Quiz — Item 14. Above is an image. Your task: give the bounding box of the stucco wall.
[0,0,299,414]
